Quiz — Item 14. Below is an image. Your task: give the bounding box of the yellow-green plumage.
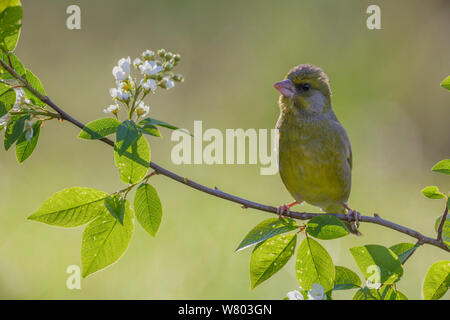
[275,64,352,214]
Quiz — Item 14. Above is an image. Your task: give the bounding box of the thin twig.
[437,204,449,242]
[0,56,449,254]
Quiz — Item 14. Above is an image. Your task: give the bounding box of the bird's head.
[274,64,332,117]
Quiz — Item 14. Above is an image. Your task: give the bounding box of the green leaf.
[114,135,150,184]
[236,217,298,252]
[0,83,15,117]
[423,261,450,300]
[352,287,380,300]
[23,69,46,107]
[134,183,162,237]
[389,243,419,264]
[441,76,450,91]
[0,0,22,51]
[15,120,41,163]
[296,237,335,292]
[0,52,25,79]
[4,113,28,150]
[379,285,408,300]
[333,266,362,290]
[115,120,141,156]
[250,233,297,289]
[431,159,450,175]
[104,195,126,224]
[421,186,446,200]
[138,124,161,138]
[28,187,109,227]
[350,245,403,285]
[79,118,120,140]
[353,285,407,300]
[306,215,349,240]
[81,201,134,277]
[139,117,192,136]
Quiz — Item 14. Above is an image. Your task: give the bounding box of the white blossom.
[118,57,131,76]
[307,283,326,300]
[141,78,157,92]
[112,66,128,82]
[133,58,143,68]
[104,104,120,115]
[163,76,175,89]
[14,88,30,109]
[142,50,155,60]
[24,120,33,142]
[135,102,150,118]
[110,88,130,102]
[287,290,304,300]
[139,60,163,76]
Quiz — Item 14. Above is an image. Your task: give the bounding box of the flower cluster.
[287,283,327,300]
[105,49,184,120]
[0,88,35,141]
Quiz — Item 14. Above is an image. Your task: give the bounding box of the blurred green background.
[0,0,449,299]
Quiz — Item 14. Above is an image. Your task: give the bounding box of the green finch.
[274,64,360,230]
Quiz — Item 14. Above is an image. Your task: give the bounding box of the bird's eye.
[295,83,311,92]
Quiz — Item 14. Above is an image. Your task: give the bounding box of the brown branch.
[1,56,449,254]
[437,204,449,242]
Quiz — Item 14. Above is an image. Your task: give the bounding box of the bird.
[273,64,360,231]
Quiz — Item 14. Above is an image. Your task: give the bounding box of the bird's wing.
[347,143,352,170]
[330,119,352,170]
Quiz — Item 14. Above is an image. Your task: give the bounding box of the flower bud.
[157,49,166,58]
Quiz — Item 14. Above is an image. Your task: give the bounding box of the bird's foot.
[277,201,297,218]
[343,203,360,231]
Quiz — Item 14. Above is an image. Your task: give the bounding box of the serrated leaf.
[139,117,192,136]
[236,217,298,252]
[379,285,408,300]
[134,183,162,237]
[353,285,407,300]
[114,135,150,184]
[115,120,141,156]
[423,261,450,300]
[333,266,361,290]
[23,69,46,107]
[138,124,161,138]
[431,159,450,175]
[441,76,450,91]
[28,187,109,227]
[295,237,335,291]
[104,194,125,224]
[350,245,403,285]
[81,201,134,277]
[352,287,379,300]
[0,83,15,117]
[79,118,120,140]
[0,1,22,51]
[15,120,41,163]
[250,233,296,289]
[306,215,349,240]
[389,243,419,264]
[421,186,446,199]
[4,113,28,150]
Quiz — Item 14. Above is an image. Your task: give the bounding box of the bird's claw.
[343,203,360,231]
[277,204,290,218]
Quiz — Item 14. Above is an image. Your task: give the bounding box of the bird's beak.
[273,79,295,98]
